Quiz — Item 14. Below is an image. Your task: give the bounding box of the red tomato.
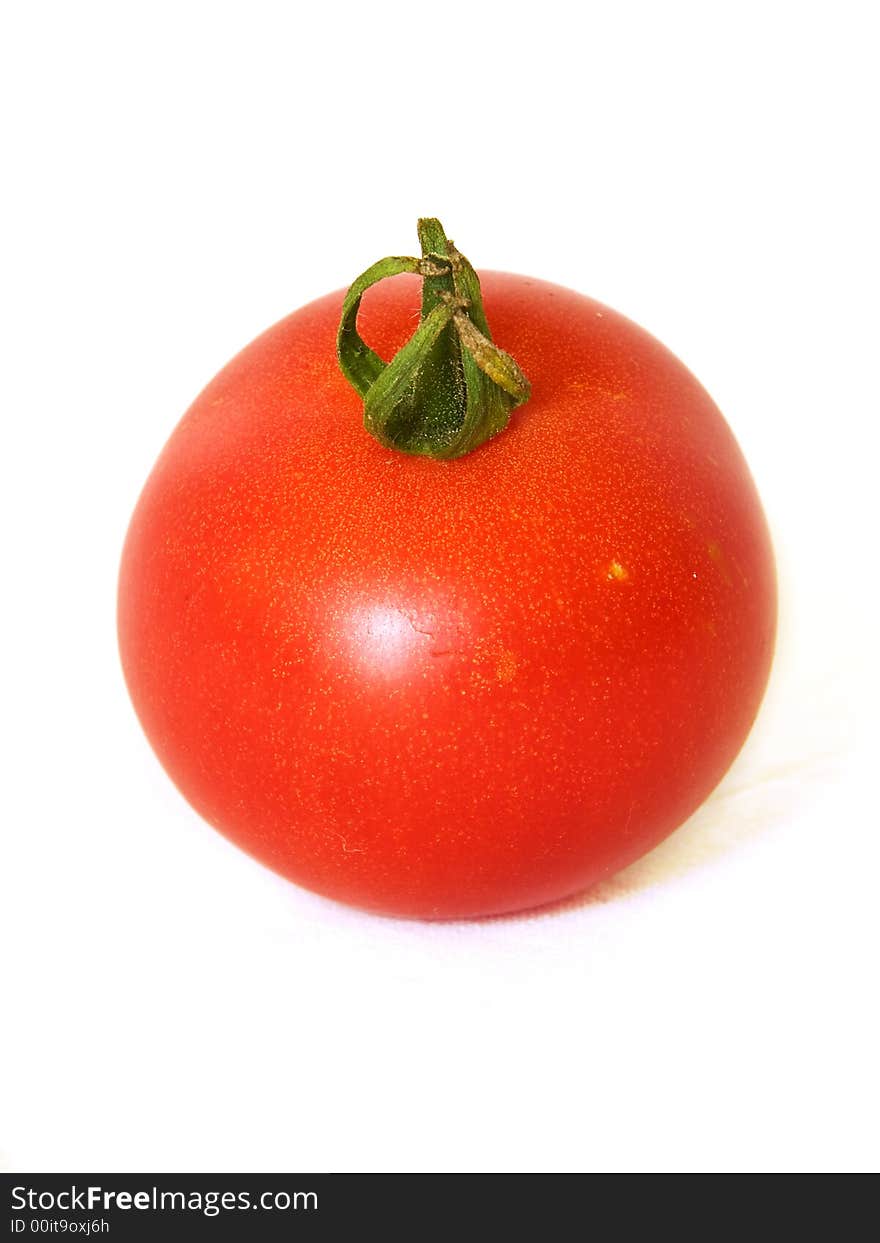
[118,271,776,918]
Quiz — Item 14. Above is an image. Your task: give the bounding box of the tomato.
[118,253,776,919]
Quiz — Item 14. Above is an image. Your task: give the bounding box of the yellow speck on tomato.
[707,540,734,585]
[495,650,519,684]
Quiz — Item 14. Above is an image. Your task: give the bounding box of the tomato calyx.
[337,218,531,459]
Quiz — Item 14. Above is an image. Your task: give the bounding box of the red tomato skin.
[118,273,776,919]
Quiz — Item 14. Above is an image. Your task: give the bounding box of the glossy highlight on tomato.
[118,269,776,919]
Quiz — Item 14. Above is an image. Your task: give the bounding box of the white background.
[2,1,877,1173]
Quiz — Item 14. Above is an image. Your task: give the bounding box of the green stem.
[337,218,530,459]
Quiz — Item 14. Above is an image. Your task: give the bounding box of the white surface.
[1,1,877,1173]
